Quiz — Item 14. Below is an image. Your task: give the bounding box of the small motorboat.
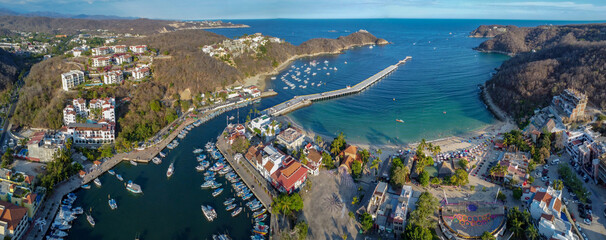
[231,207,242,217]
[108,198,117,210]
[86,213,95,227]
[116,174,124,181]
[226,203,236,211]
[212,188,224,197]
[193,148,204,154]
[152,157,162,165]
[93,178,102,187]
[81,184,91,189]
[223,198,235,206]
[130,160,138,166]
[396,119,404,123]
[167,163,174,178]
[108,170,115,175]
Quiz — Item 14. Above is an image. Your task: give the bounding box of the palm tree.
[433,145,441,156]
[377,148,382,156]
[510,219,524,239]
[526,226,539,240]
[18,138,29,146]
[370,158,380,175]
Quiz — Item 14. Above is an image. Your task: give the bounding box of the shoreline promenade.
[266,56,411,116]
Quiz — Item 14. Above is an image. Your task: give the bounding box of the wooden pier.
[265,56,411,116]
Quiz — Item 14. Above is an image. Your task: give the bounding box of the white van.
[551,159,560,165]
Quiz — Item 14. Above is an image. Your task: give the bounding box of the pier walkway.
[266,56,411,116]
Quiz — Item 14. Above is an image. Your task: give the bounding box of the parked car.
[583,218,591,225]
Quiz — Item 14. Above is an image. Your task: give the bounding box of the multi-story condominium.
[0,201,29,240]
[92,47,110,56]
[63,122,116,145]
[26,131,65,163]
[62,98,116,146]
[132,67,150,80]
[111,45,127,53]
[552,89,588,122]
[92,57,111,67]
[103,70,124,85]
[114,54,132,65]
[61,70,85,91]
[129,45,147,54]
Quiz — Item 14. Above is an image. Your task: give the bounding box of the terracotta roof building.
[270,157,308,194]
[0,201,29,239]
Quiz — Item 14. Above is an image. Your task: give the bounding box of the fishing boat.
[108,198,117,210]
[116,174,124,181]
[253,224,269,235]
[130,160,138,166]
[396,119,404,123]
[213,234,232,240]
[193,148,204,154]
[72,207,84,214]
[225,203,236,211]
[81,184,91,190]
[152,157,162,165]
[201,205,217,221]
[158,152,166,158]
[52,230,68,238]
[242,193,253,200]
[196,164,206,172]
[126,180,143,194]
[231,207,242,217]
[253,208,266,217]
[254,214,267,222]
[108,170,115,175]
[201,181,213,188]
[251,234,265,240]
[86,213,95,227]
[197,155,207,161]
[166,163,174,178]
[211,182,223,189]
[93,178,102,187]
[223,198,235,206]
[212,188,223,197]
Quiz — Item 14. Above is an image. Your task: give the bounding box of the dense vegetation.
[0,48,18,91]
[474,23,606,121]
[558,164,590,203]
[506,207,539,240]
[403,191,439,240]
[40,140,83,190]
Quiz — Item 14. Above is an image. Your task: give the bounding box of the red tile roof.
[271,160,307,192]
[0,201,28,231]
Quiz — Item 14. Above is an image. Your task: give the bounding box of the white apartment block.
[111,45,127,53]
[62,97,117,146]
[129,45,147,54]
[61,70,85,91]
[63,122,115,145]
[132,67,150,80]
[114,54,132,65]
[103,70,124,85]
[92,47,110,56]
[92,57,111,67]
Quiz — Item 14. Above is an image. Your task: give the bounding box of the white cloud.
[487,1,606,11]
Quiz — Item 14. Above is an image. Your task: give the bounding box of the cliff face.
[477,23,606,121]
[474,23,606,54]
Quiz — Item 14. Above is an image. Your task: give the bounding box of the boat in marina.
[72,207,84,215]
[193,120,202,127]
[108,170,115,175]
[93,178,102,187]
[212,234,232,240]
[255,214,267,222]
[212,188,223,197]
[86,213,95,227]
[167,163,174,178]
[201,205,217,221]
[81,184,91,189]
[253,208,266,217]
[52,230,68,237]
[196,164,206,171]
[253,223,269,235]
[130,160,138,166]
[108,197,117,210]
[225,203,236,211]
[158,152,166,158]
[211,182,222,189]
[152,157,162,164]
[201,181,214,188]
[116,174,124,181]
[204,176,215,182]
[231,207,242,217]
[126,180,143,194]
[197,155,207,161]
[223,198,236,206]
[242,193,253,200]
[251,234,265,240]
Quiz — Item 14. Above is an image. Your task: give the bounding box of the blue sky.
[1,0,605,20]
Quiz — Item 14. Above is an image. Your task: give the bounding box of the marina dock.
[266,56,411,116]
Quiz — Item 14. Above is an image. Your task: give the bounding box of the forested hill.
[473,23,606,55]
[474,23,606,122]
[0,15,245,35]
[119,30,386,96]
[0,48,19,91]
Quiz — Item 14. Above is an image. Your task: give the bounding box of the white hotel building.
[61,70,85,91]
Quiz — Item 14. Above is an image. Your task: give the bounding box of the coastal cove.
[62,19,602,240]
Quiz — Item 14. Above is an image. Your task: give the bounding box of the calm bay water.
[66,19,598,239]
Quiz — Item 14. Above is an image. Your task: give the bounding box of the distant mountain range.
[0,7,136,20]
